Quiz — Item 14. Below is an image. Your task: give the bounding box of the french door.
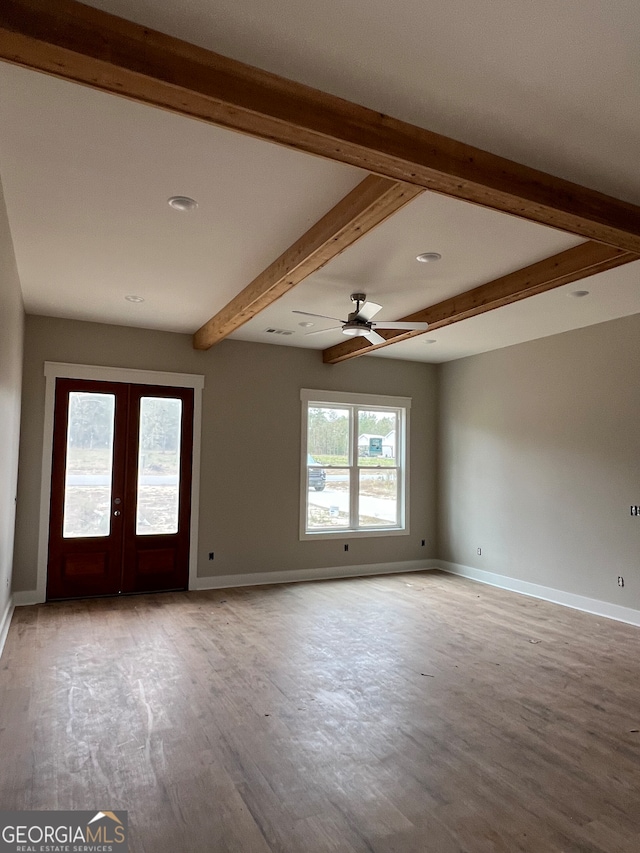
[47,378,194,600]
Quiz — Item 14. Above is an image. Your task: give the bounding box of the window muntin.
[301,391,410,538]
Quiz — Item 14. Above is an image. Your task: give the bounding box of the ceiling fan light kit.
[342,324,369,337]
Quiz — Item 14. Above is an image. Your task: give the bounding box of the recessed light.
[298,321,314,328]
[424,339,437,344]
[125,295,144,303]
[416,252,442,263]
[569,290,590,298]
[168,195,198,211]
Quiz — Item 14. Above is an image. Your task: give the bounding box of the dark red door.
[47,379,194,600]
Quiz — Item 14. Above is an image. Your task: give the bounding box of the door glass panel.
[136,397,182,535]
[63,392,115,538]
[358,469,398,527]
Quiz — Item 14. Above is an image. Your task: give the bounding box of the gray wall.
[438,313,640,610]
[0,178,24,618]
[13,315,437,592]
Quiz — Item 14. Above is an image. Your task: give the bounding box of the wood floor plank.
[1,571,640,852]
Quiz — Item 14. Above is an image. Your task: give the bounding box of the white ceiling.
[370,259,640,363]
[81,0,640,205]
[0,0,639,363]
[0,64,364,332]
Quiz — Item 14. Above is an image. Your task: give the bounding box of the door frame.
[34,362,204,604]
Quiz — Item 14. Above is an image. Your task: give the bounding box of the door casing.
[32,362,204,605]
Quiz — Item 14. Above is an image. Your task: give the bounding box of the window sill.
[300,527,409,541]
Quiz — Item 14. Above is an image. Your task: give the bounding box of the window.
[300,389,410,538]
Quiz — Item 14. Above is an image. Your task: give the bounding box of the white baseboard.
[10,561,436,605]
[437,561,640,628]
[14,559,639,630]
[192,559,438,591]
[9,561,438,602]
[0,596,15,661]
[12,590,43,607]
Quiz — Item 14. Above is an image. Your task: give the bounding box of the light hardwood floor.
[1,571,640,852]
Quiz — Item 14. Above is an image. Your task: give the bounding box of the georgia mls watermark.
[0,811,128,853]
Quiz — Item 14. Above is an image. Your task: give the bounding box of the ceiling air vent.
[264,328,294,335]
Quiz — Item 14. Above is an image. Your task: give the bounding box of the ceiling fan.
[293,293,428,345]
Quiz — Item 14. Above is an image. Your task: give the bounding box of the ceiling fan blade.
[304,326,343,336]
[373,321,429,331]
[293,310,347,323]
[354,301,383,322]
[365,329,386,345]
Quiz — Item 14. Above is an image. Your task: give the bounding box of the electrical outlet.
[618,576,624,587]
[477,547,482,556]
[421,539,426,547]
[631,506,640,516]
[344,544,349,552]
[208,552,214,560]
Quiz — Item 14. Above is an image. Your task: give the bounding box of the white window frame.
[300,389,411,540]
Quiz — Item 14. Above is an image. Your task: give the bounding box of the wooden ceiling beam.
[193,176,423,349]
[322,242,638,363]
[2,0,640,251]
